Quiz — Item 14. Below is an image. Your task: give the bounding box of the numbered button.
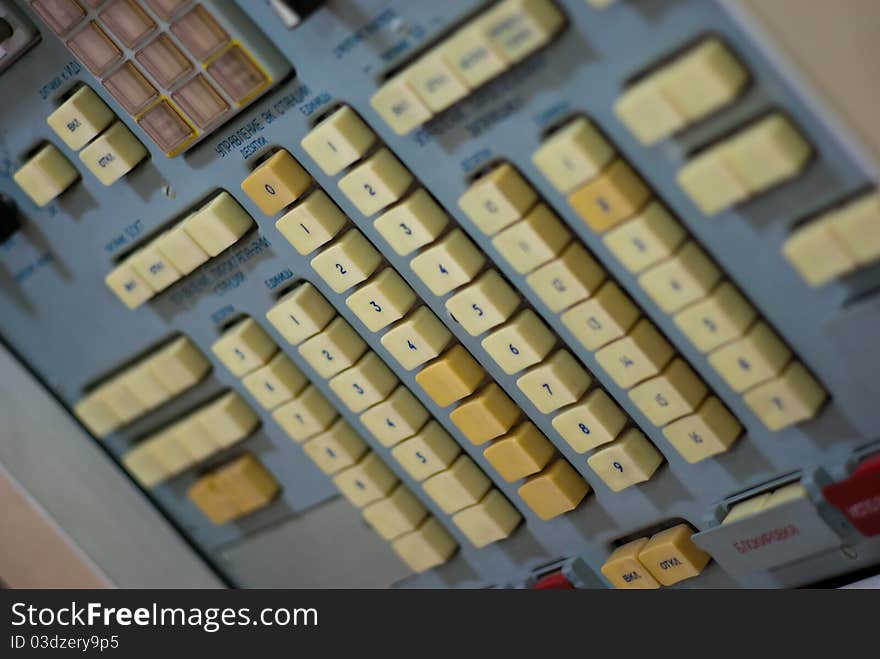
[491,203,571,274]
[458,163,537,235]
[568,159,651,233]
[333,452,399,508]
[516,349,591,414]
[360,386,430,448]
[628,359,708,426]
[241,149,311,216]
[561,281,639,351]
[303,418,368,475]
[674,282,756,353]
[380,306,452,371]
[391,421,461,481]
[346,268,417,332]
[452,489,522,548]
[482,309,556,375]
[362,485,427,541]
[603,202,686,274]
[211,318,277,377]
[311,229,383,293]
[338,148,413,216]
[410,229,486,296]
[445,269,520,337]
[552,389,627,453]
[526,242,606,313]
[241,352,308,410]
[595,319,674,389]
[532,117,614,193]
[662,396,742,463]
[276,190,348,256]
[328,351,399,413]
[374,189,449,256]
[298,316,367,378]
[422,455,491,514]
[587,429,663,492]
[272,385,338,442]
[300,105,376,176]
[638,242,721,313]
[265,282,336,346]
[742,361,826,431]
[708,322,792,392]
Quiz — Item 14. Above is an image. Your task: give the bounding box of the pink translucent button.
[137,100,195,154]
[143,0,189,21]
[103,62,158,114]
[170,6,229,61]
[207,45,267,103]
[66,21,122,76]
[172,75,229,128]
[99,0,157,48]
[136,34,193,88]
[30,0,86,36]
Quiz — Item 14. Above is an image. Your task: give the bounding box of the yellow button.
[723,494,772,525]
[241,149,311,216]
[380,306,452,371]
[410,229,486,296]
[370,74,434,136]
[120,361,170,410]
[303,418,368,475]
[173,416,219,463]
[483,421,555,482]
[533,117,615,193]
[449,383,520,446]
[265,282,336,346]
[492,203,571,274]
[673,282,756,353]
[628,358,708,426]
[405,49,469,113]
[362,485,428,541]
[391,420,461,481]
[422,455,491,514]
[74,390,122,437]
[829,192,880,267]
[338,147,413,216]
[452,489,521,548]
[374,188,449,256]
[329,351,399,413]
[561,281,639,351]
[360,385,429,447]
[568,159,650,233]
[210,454,280,520]
[445,269,520,337]
[638,524,710,586]
[782,214,855,287]
[415,345,485,407]
[638,242,721,313]
[595,319,674,388]
[616,38,747,145]
[458,163,537,235]
[298,316,367,379]
[478,0,564,65]
[105,260,154,309]
[765,482,809,508]
[100,380,146,424]
[678,114,812,215]
[333,452,399,508]
[662,396,742,463]
[128,244,181,293]
[601,538,660,589]
[47,86,114,150]
[587,428,663,492]
[147,336,211,395]
[526,242,606,313]
[310,228,383,294]
[438,22,506,88]
[154,222,209,276]
[194,392,260,449]
[13,144,79,207]
[742,361,826,431]
[516,350,591,414]
[482,309,556,375]
[346,268,417,332]
[183,192,254,257]
[517,458,590,520]
[211,317,277,377]
[300,105,376,176]
[602,202,686,274]
[552,389,627,453]
[187,476,240,526]
[391,517,457,572]
[276,190,349,256]
[79,121,147,186]
[122,442,168,488]
[708,322,791,392]
[241,352,308,410]
[272,385,338,442]
[148,431,193,477]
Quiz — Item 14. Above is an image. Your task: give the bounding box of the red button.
[532,571,574,589]
[823,454,880,537]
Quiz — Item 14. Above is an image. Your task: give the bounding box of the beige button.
[742,361,826,431]
[662,396,741,463]
[360,386,429,448]
[310,228,383,294]
[276,190,348,256]
[595,319,674,388]
[628,359,708,426]
[390,517,457,572]
[708,322,791,392]
[79,121,147,186]
[482,309,556,375]
[526,242,606,313]
[370,74,433,136]
[483,421,555,482]
[301,105,376,176]
[298,316,367,379]
[458,163,537,235]
[673,282,756,353]
[602,202,686,274]
[491,203,571,274]
[517,458,590,521]
[391,420,461,482]
[338,148,413,216]
[362,485,427,541]
[410,229,486,296]
[516,350,591,414]
[328,351,398,413]
[47,85,115,150]
[272,385,338,443]
[638,242,721,314]
[211,317,277,377]
[303,418,368,475]
[346,268,417,332]
[184,192,254,257]
[422,455,491,514]
[561,281,639,351]
[333,452,399,508]
[415,345,485,407]
[374,189,449,256]
[241,352,308,410]
[587,428,663,492]
[452,489,522,548]
[445,269,520,337]
[449,383,520,446]
[13,144,79,207]
[533,117,614,193]
[380,306,452,371]
[265,282,336,346]
[552,389,627,453]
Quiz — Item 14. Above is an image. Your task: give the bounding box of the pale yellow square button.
[211,317,277,377]
[829,192,880,267]
[338,147,413,216]
[445,269,520,337]
[105,260,154,309]
[491,203,571,274]
[390,517,457,573]
[128,243,182,293]
[517,458,590,521]
[526,242,605,313]
[533,117,614,193]
[272,385,338,442]
[782,214,855,287]
[449,383,520,446]
[478,0,564,64]
[297,316,367,379]
[184,192,254,257]
[742,361,826,431]
[303,418,368,475]
[362,485,427,541]
[147,336,211,395]
[603,202,686,274]
[483,421,555,482]
[360,386,429,447]
[73,391,122,438]
[594,319,674,389]
[673,282,756,353]
[568,159,651,233]
[194,392,260,449]
[638,241,721,314]
[122,360,172,409]
[333,452,399,508]
[310,228,383,294]
[638,524,710,586]
[458,163,537,235]
[380,306,452,371]
[13,144,79,207]
[374,188,449,256]
[628,358,708,426]
[47,86,115,151]
[560,281,639,351]
[405,50,469,113]
[410,229,486,296]
[587,429,663,492]
[482,309,556,375]
[241,351,308,410]
[276,189,348,256]
[708,321,791,392]
[552,389,627,453]
[370,75,434,136]
[662,396,742,463]
[346,268,417,332]
[154,222,209,275]
[265,282,336,347]
[391,420,461,482]
[452,489,521,548]
[415,345,485,408]
[516,349,591,414]
[300,105,376,176]
[601,538,660,589]
[328,351,399,413]
[439,23,506,88]
[79,121,147,186]
[422,455,491,514]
